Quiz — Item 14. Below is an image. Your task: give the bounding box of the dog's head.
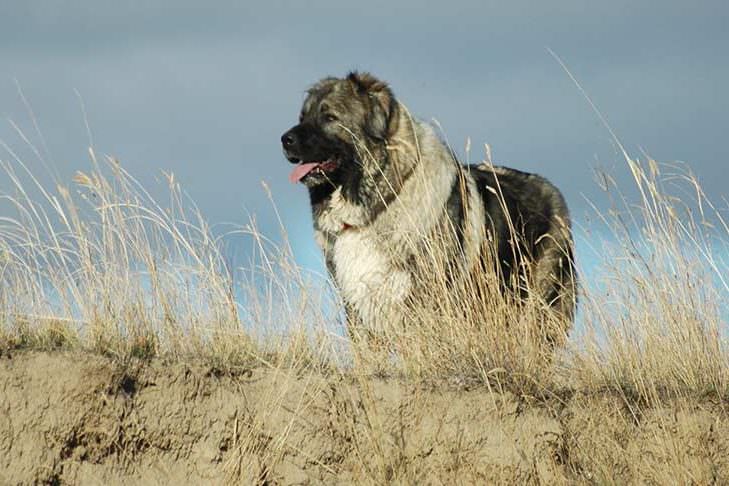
[281,72,397,188]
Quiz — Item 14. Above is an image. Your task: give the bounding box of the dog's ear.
[348,71,396,140]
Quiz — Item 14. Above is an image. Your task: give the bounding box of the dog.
[281,72,576,342]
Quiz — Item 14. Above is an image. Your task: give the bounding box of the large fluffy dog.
[281,72,576,340]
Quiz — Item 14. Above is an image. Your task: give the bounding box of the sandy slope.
[1,351,728,484]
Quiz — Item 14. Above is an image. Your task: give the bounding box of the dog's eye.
[324,114,338,123]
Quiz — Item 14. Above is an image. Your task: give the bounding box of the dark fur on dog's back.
[281,72,577,338]
[468,165,576,323]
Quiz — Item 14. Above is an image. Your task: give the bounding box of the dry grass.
[0,148,339,369]
[1,133,728,483]
[573,159,729,402]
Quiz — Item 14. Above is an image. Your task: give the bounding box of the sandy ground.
[2,351,729,485]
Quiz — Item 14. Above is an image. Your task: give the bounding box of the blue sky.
[1,1,727,279]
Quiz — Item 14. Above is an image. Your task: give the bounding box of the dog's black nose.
[281,131,296,148]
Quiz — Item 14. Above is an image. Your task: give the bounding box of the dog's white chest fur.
[332,229,410,332]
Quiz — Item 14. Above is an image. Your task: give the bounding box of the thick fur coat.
[281,72,576,338]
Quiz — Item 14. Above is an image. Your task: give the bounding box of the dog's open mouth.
[288,158,339,183]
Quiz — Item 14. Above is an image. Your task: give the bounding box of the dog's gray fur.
[281,72,576,340]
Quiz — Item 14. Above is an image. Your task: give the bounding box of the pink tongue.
[289,162,321,183]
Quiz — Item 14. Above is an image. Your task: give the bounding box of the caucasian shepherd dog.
[281,72,576,344]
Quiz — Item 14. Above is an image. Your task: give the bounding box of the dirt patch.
[1,351,729,484]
